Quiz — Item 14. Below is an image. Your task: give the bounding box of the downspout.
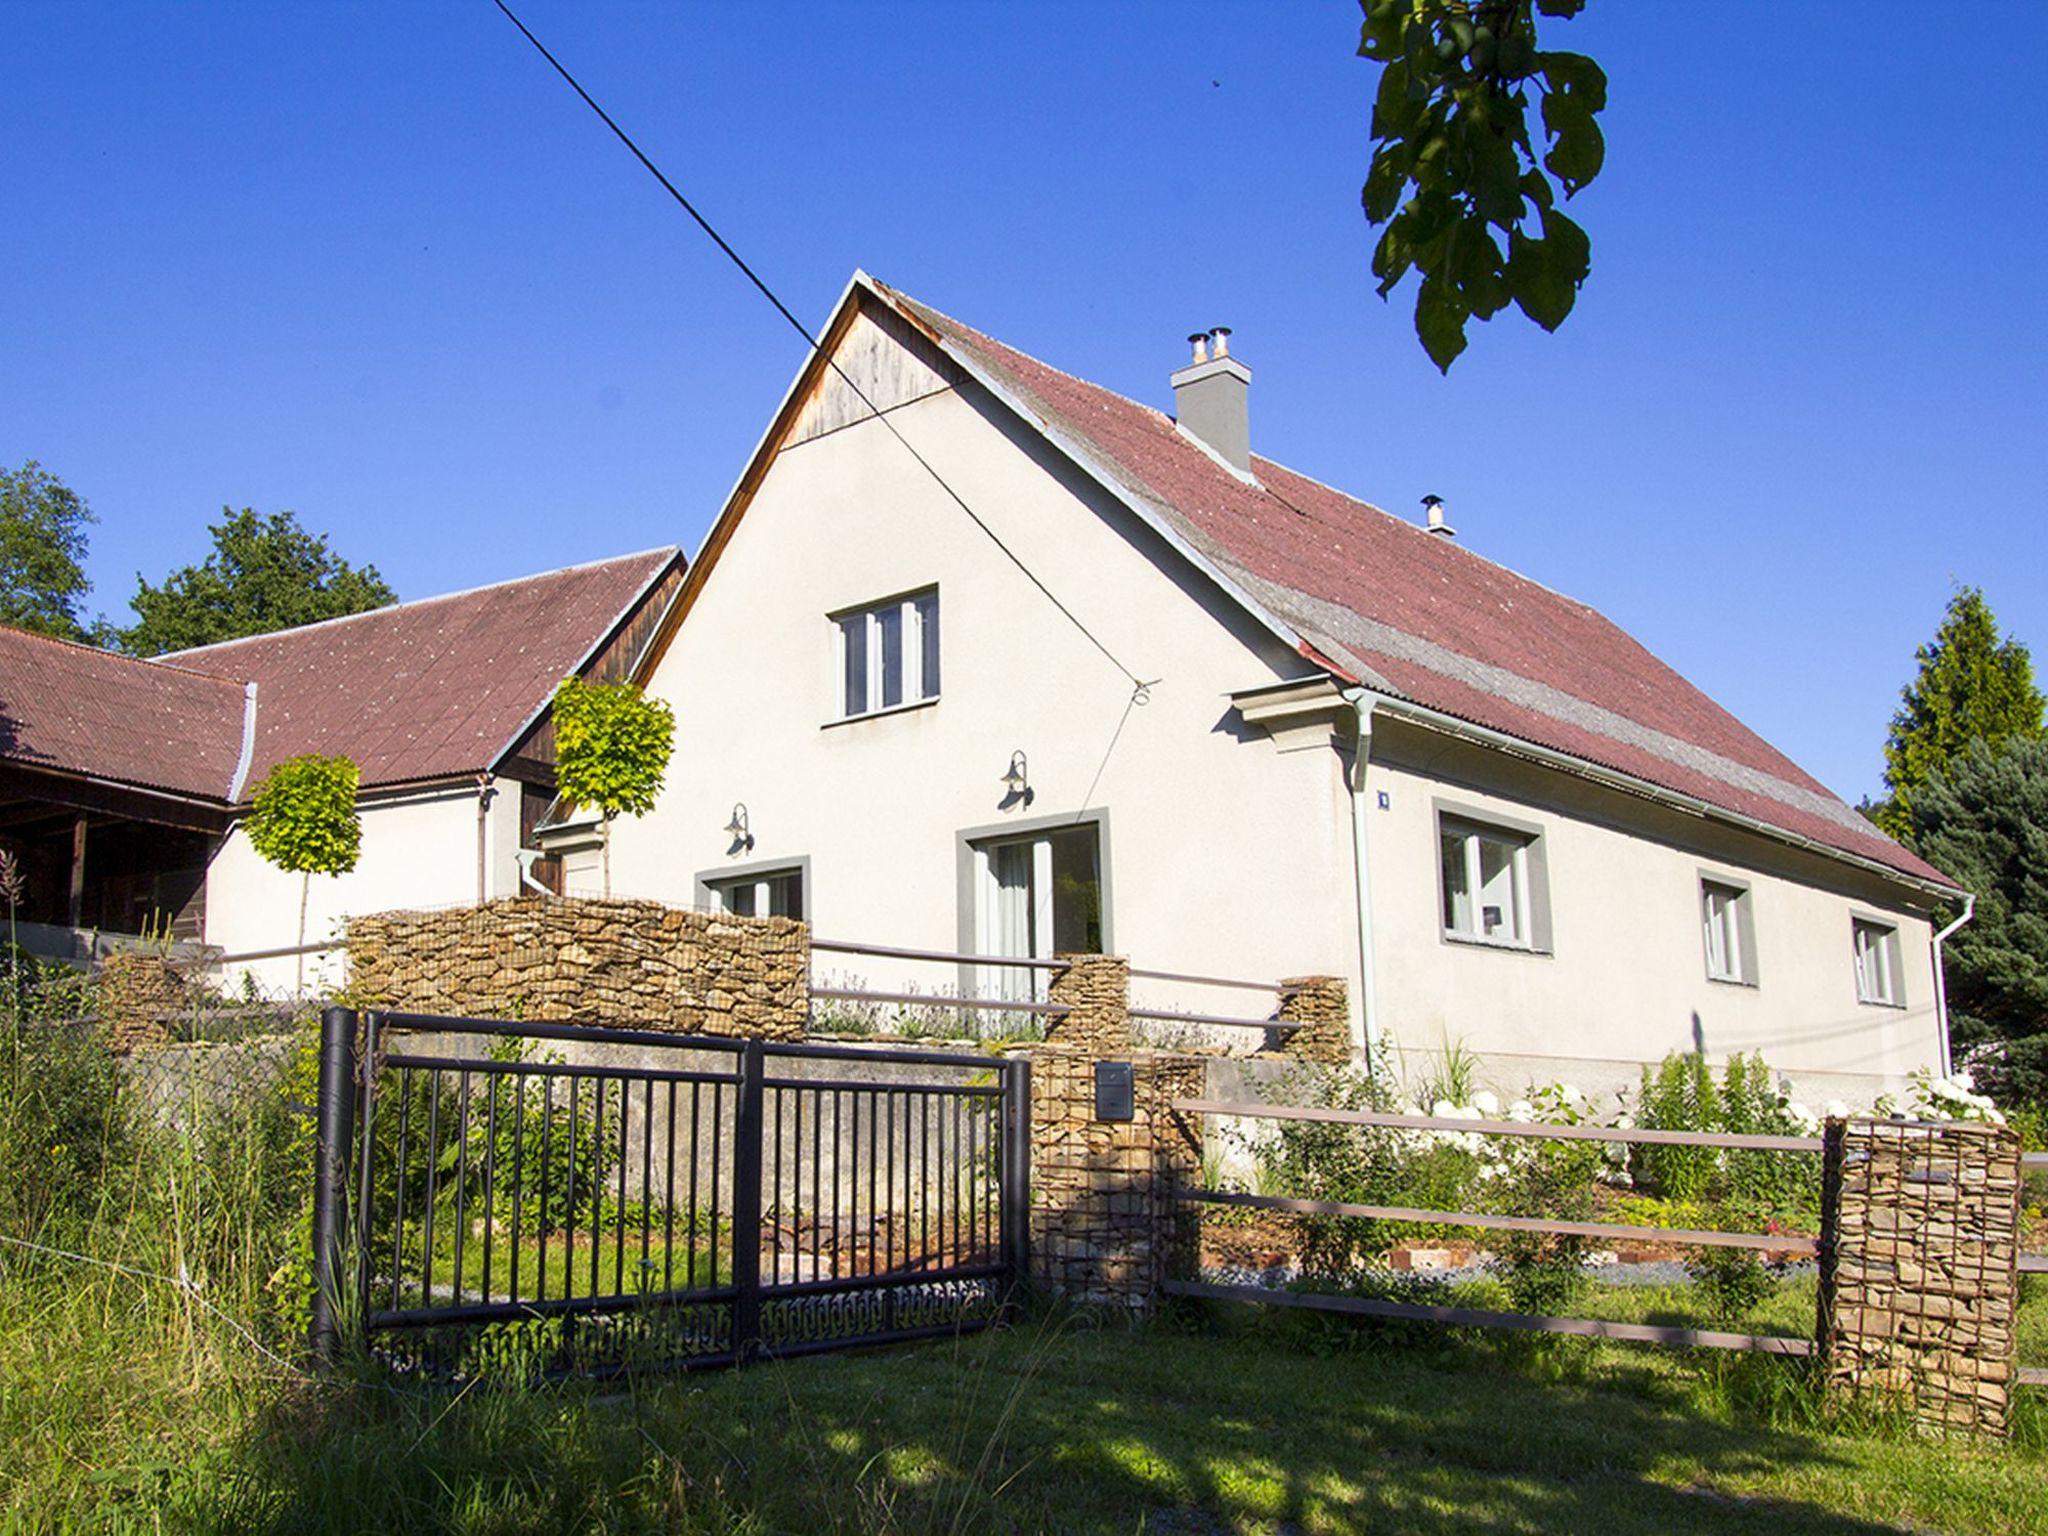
[475,773,497,905]
[1929,891,1975,1078]
[1340,687,1382,1066]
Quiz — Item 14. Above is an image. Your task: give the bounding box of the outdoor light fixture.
[723,803,753,851]
[1001,751,1029,797]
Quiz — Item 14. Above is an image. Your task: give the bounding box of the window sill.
[822,696,940,730]
[1441,930,1549,957]
[1706,973,1759,990]
[1856,996,1906,1011]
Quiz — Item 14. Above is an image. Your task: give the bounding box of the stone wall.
[346,896,809,1041]
[1277,975,1350,1063]
[97,951,183,1053]
[1819,1117,2024,1437]
[1028,1044,1204,1309]
[1043,953,1131,1054]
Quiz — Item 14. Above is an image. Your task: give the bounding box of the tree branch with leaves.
[1360,0,1607,371]
[552,677,676,898]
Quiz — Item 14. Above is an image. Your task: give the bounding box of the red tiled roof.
[876,281,1948,889]
[166,549,680,789]
[0,549,679,807]
[0,627,249,800]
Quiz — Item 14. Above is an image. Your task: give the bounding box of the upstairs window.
[1852,917,1903,1007]
[1701,878,1757,985]
[836,588,939,719]
[1439,814,1542,949]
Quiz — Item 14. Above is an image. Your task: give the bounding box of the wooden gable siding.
[497,559,686,785]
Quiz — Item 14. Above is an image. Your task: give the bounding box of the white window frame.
[1852,917,1903,1007]
[831,587,939,722]
[703,864,806,921]
[1438,813,1542,951]
[1700,877,1756,986]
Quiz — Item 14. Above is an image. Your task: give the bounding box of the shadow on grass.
[181,1309,2019,1536]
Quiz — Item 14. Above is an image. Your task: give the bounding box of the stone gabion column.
[1028,1045,1204,1309]
[96,951,182,1054]
[1277,975,1351,1063]
[1043,953,1131,1053]
[1819,1117,2024,1437]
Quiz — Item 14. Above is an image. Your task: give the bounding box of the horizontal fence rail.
[1171,1097,1821,1358]
[811,937,1069,970]
[1126,966,1297,995]
[1189,1189,1819,1256]
[1129,1007,1297,1033]
[810,987,1069,1017]
[1165,1280,1816,1357]
[1175,1099,1825,1154]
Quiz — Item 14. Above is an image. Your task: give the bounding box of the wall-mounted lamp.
[723,803,754,852]
[1000,751,1032,806]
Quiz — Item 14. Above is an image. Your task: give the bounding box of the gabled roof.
[165,548,682,790]
[0,547,682,809]
[641,272,1950,894]
[0,626,250,801]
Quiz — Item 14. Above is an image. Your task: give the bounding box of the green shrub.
[1631,1052,1721,1200]
[1628,1051,1819,1221]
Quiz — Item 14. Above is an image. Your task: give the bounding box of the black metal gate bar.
[314,1008,1028,1380]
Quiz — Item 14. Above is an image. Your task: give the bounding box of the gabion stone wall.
[347,896,809,1041]
[97,951,183,1053]
[1044,954,1131,1054]
[1028,1044,1203,1309]
[1819,1117,2024,1437]
[1277,975,1350,1063]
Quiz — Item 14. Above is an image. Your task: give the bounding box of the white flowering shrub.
[1874,1068,2007,1126]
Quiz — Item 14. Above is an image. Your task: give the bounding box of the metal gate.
[307,1007,1029,1380]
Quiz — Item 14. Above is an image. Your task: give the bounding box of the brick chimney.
[1171,327,1251,474]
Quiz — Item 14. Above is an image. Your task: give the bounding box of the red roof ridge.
[0,620,248,690]
[161,545,681,661]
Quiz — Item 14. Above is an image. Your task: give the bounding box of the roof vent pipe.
[1422,494,1456,539]
[1171,326,1252,474]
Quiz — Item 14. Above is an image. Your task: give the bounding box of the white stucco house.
[0,548,682,991]
[581,272,1964,1101]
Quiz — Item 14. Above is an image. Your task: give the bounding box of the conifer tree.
[1876,588,2045,838]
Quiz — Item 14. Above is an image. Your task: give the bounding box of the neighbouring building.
[579,272,1962,1101]
[0,547,681,990]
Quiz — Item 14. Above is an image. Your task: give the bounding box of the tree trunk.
[296,871,310,998]
[601,817,612,898]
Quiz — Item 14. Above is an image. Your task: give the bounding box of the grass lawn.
[6,1260,2044,1535]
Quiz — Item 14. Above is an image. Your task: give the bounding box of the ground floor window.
[1438,813,1541,949]
[1852,917,1902,1006]
[971,823,1103,1000]
[1700,877,1756,985]
[707,865,805,921]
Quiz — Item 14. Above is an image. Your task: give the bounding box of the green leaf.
[1541,91,1605,193]
[1538,50,1608,111]
[1362,151,1408,223]
[1414,275,1471,373]
[1449,221,1510,319]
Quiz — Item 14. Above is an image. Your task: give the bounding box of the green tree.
[244,755,362,996]
[1875,587,2045,839]
[0,460,95,641]
[1359,0,1607,371]
[552,677,675,898]
[111,508,395,656]
[1910,736,2048,1109]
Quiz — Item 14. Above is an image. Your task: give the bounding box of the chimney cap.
[1186,332,1210,364]
[1422,494,1456,538]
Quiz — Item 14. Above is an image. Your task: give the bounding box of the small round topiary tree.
[551,676,675,897]
[244,754,362,996]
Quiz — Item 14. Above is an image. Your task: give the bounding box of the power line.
[486,0,1148,690]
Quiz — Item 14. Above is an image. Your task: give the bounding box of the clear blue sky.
[4,2,2042,802]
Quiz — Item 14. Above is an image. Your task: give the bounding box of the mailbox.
[1094,1060,1135,1122]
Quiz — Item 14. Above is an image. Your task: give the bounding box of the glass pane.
[724,881,756,917]
[916,591,940,698]
[1440,829,1472,934]
[1047,827,1103,954]
[1703,885,1736,978]
[1477,834,1519,941]
[988,843,1036,1003]
[767,872,803,921]
[877,603,904,709]
[840,614,868,715]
